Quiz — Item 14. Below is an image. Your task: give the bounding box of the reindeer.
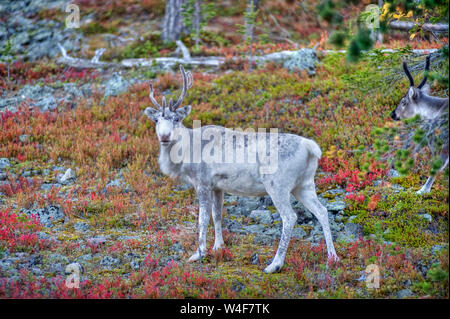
[391,55,449,194]
[144,65,338,273]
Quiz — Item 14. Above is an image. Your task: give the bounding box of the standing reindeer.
[144,65,338,273]
[391,55,449,194]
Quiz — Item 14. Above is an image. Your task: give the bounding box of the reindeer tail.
[302,138,322,159]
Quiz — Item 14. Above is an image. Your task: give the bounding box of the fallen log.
[389,20,449,33]
[55,43,440,70]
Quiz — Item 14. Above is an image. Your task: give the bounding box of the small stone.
[57,168,76,184]
[100,256,119,269]
[40,183,62,191]
[249,210,273,224]
[388,169,401,178]
[0,158,10,169]
[397,289,413,298]
[251,253,259,265]
[244,224,265,234]
[264,227,281,238]
[419,214,432,223]
[104,73,130,97]
[19,134,29,143]
[344,222,363,238]
[292,227,306,239]
[73,222,90,232]
[326,200,347,212]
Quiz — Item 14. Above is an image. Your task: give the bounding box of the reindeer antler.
[149,82,165,115]
[168,65,193,112]
[403,61,415,87]
[417,55,431,89]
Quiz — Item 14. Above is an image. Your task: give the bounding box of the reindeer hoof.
[188,251,202,262]
[212,243,225,251]
[328,253,340,263]
[263,263,282,274]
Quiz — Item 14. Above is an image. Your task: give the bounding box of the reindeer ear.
[176,105,191,118]
[144,107,159,121]
[408,87,418,101]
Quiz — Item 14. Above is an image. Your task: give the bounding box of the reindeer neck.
[158,125,193,178]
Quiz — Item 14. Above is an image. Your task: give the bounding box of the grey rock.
[431,244,447,255]
[21,205,65,227]
[282,48,319,75]
[0,158,10,169]
[388,169,401,178]
[104,73,130,97]
[19,134,29,143]
[35,95,58,111]
[169,242,185,254]
[40,183,62,191]
[250,253,259,265]
[57,168,76,184]
[292,227,307,239]
[419,214,432,223]
[63,83,83,98]
[244,224,265,234]
[326,200,347,212]
[223,218,244,234]
[249,210,273,225]
[130,259,141,270]
[264,227,281,238]
[48,253,69,265]
[73,222,90,232]
[344,222,363,237]
[271,212,281,221]
[77,254,93,265]
[100,256,120,269]
[397,289,413,298]
[253,234,273,245]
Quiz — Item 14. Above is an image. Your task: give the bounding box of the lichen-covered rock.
[249,210,273,225]
[0,158,11,170]
[282,48,319,75]
[104,73,130,97]
[21,205,65,227]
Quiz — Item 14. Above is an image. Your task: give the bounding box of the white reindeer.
[144,65,338,273]
[391,55,449,194]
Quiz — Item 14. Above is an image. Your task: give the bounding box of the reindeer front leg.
[188,187,212,262]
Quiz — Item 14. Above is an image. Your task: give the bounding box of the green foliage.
[182,0,217,48]
[82,22,118,35]
[0,37,15,83]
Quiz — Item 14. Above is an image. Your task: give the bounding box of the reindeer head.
[391,55,431,121]
[144,65,193,146]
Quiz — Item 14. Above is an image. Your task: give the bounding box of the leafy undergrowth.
[0,53,448,298]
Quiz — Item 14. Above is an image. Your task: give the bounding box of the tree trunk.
[162,0,186,43]
[244,0,260,42]
[194,0,201,48]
